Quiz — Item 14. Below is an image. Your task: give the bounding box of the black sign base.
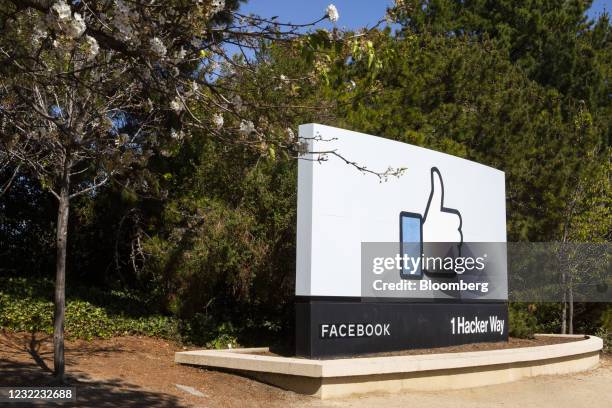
[295,298,508,359]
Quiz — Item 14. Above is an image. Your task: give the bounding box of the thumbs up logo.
[422,167,463,246]
[399,167,463,279]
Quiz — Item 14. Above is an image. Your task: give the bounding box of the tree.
[0,0,340,381]
[558,136,610,333]
[132,29,400,337]
[387,2,611,332]
[390,1,609,104]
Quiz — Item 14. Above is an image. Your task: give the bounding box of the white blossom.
[149,37,167,57]
[239,119,255,135]
[170,96,183,113]
[326,4,339,23]
[48,1,86,39]
[51,0,71,21]
[213,113,224,129]
[84,35,99,60]
[211,0,225,15]
[176,47,187,60]
[190,80,200,93]
[66,12,86,38]
[279,74,289,83]
[286,127,295,140]
[171,129,184,140]
[232,95,243,112]
[32,25,47,46]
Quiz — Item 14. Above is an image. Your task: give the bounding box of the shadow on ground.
[0,332,184,407]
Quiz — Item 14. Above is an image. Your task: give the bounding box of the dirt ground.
[262,336,580,358]
[0,332,610,408]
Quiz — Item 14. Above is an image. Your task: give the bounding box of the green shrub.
[0,293,53,333]
[204,322,239,349]
[0,278,179,341]
[597,307,612,353]
[601,308,612,331]
[0,277,250,347]
[177,313,239,348]
[509,304,538,338]
[595,327,611,353]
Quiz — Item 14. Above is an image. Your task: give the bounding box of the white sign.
[296,124,507,298]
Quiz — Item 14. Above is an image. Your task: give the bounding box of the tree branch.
[0,163,20,197]
[69,174,110,199]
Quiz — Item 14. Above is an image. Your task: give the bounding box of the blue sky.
[239,0,609,30]
[239,1,395,31]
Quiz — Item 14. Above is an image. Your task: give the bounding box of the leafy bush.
[0,277,178,341]
[601,307,612,331]
[0,293,53,333]
[595,327,611,353]
[140,142,297,331]
[177,313,240,348]
[0,276,250,346]
[0,293,179,341]
[597,307,612,353]
[509,304,538,338]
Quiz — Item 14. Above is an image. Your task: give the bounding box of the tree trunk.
[560,224,569,335]
[53,153,71,383]
[561,299,567,334]
[569,275,574,334]
[561,268,567,334]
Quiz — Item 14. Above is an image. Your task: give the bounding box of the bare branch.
[0,164,20,197]
[69,174,111,199]
[304,149,407,181]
